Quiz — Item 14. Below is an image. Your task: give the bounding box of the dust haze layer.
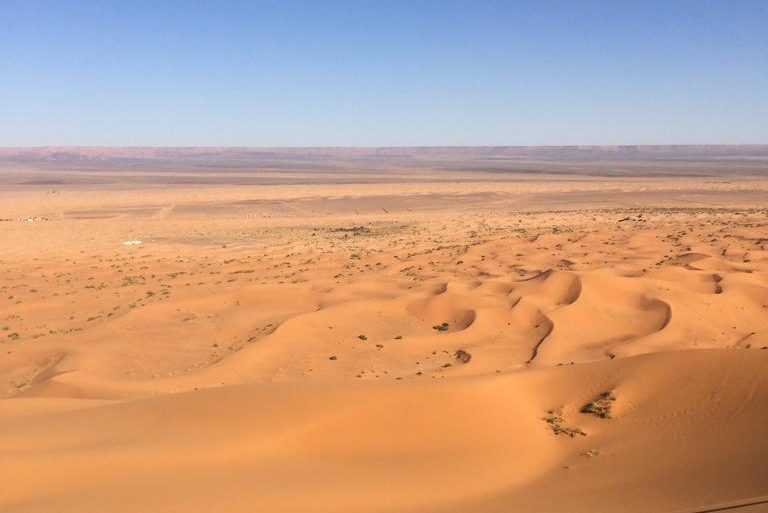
[1,150,768,513]
[2,145,768,186]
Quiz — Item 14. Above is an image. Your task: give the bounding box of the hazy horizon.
[2,143,768,149]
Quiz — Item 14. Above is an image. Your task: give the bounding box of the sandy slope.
[1,171,768,512]
[3,350,767,513]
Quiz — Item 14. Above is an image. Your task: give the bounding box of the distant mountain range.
[1,145,768,164]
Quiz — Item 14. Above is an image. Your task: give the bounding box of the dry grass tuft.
[581,391,616,418]
[543,409,586,437]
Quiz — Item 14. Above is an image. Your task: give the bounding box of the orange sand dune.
[2,350,767,513]
[1,167,767,512]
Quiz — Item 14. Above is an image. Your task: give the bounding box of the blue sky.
[1,0,766,146]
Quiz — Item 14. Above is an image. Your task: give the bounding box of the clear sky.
[1,0,766,146]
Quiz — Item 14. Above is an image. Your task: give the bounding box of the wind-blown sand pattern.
[1,147,768,512]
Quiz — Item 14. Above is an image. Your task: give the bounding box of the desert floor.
[1,166,768,512]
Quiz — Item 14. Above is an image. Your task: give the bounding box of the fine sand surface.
[1,149,768,512]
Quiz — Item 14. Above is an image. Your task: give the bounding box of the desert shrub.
[455,349,472,363]
[581,391,616,418]
[543,409,586,437]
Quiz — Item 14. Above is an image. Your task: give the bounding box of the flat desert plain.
[1,147,768,513]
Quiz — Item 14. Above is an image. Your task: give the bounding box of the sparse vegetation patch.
[454,349,471,363]
[543,409,586,437]
[581,391,616,418]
